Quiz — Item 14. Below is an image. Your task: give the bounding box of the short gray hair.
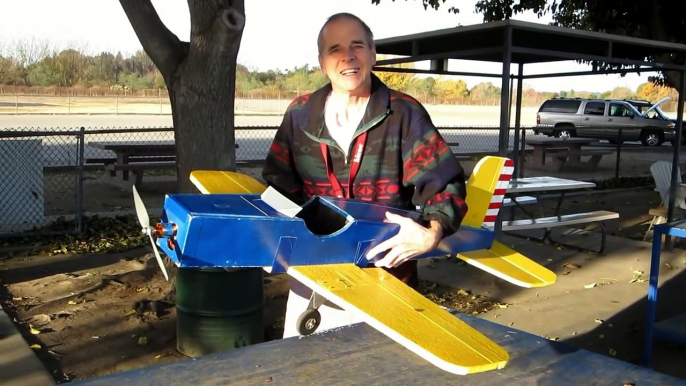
[317,12,374,57]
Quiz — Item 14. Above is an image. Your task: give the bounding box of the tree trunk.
[119,0,245,193]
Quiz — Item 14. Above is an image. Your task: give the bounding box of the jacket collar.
[304,73,391,139]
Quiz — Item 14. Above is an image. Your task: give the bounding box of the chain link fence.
[3,124,664,238]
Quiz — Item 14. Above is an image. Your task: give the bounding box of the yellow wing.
[457,241,556,288]
[289,264,508,375]
[190,170,267,194]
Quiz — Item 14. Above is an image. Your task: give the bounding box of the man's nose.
[341,48,356,61]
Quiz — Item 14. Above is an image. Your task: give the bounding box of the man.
[261,12,468,338]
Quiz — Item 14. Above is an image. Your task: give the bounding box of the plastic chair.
[644,161,686,241]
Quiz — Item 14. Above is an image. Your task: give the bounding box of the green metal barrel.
[175,267,264,357]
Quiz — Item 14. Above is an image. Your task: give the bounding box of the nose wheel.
[296,292,327,336]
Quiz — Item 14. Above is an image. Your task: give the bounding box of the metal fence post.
[615,128,622,179]
[76,126,85,233]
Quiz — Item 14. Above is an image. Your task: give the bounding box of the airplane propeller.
[132,185,169,281]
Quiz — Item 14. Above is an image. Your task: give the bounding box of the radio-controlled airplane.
[131,156,556,376]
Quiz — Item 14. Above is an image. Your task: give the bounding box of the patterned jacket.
[261,75,468,284]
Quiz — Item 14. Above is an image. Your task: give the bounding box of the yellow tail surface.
[458,240,556,288]
[461,156,513,229]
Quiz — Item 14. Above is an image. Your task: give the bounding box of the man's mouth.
[340,68,360,76]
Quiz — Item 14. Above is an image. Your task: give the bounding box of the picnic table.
[71,311,685,386]
[88,141,240,190]
[526,137,611,170]
[643,219,686,368]
[501,176,619,253]
[88,141,177,190]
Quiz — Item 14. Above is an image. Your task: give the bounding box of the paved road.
[0,113,535,167]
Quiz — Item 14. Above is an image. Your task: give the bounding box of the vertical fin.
[460,156,513,228]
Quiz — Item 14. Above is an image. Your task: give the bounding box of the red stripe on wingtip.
[494,188,507,195]
[488,203,501,209]
[499,174,512,181]
[504,159,514,167]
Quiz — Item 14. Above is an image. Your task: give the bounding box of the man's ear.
[371,45,377,66]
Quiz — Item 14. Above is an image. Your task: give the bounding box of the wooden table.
[507,176,596,194]
[502,176,618,253]
[88,141,176,189]
[71,311,685,385]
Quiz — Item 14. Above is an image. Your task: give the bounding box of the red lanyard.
[319,132,368,198]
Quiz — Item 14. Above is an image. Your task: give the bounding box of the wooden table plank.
[507,176,595,193]
[72,312,686,386]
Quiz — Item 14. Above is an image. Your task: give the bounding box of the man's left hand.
[365,211,443,268]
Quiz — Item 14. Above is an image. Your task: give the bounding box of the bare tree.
[119,0,245,194]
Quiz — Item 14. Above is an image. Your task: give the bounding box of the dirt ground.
[0,150,681,383]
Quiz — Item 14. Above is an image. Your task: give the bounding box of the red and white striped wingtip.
[482,159,514,228]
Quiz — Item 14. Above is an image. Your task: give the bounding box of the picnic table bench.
[501,176,619,253]
[526,138,612,171]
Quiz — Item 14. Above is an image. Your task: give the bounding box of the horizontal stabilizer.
[457,241,556,288]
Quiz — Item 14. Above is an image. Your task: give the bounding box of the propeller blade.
[132,185,149,229]
[148,230,169,281]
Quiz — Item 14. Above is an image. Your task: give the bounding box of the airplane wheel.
[296,308,321,336]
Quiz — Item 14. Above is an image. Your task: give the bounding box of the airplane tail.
[454,156,557,288]
[461,156,514,229]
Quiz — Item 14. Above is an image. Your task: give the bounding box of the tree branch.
[648,0,680,87]
[118,0,187,81]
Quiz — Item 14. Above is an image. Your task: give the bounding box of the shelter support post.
[513,64,524,176]
[498,26,512,157]
[665,70,686,248]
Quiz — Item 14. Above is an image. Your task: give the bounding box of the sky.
[0,0,655,93]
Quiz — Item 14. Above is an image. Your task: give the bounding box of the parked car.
[625,98,686,145]
[533,97,676,146]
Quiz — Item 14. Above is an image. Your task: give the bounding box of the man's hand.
[365,211,443,268]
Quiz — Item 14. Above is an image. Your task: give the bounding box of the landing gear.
[296,308,321,335]
[296,292,327,336]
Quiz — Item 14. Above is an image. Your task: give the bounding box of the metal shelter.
[372,19,686,237]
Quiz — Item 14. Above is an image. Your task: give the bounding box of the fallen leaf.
[138,336,147,346]
[609,348,617,356]
[457,289,469,296]
[594,318,604,324]
[584,283,597,289]
[29,327,41,335]
[30,344,41,350]
[123,309,137,317]
[562,263,581,269]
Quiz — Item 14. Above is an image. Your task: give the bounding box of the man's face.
[318,17,376,94]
